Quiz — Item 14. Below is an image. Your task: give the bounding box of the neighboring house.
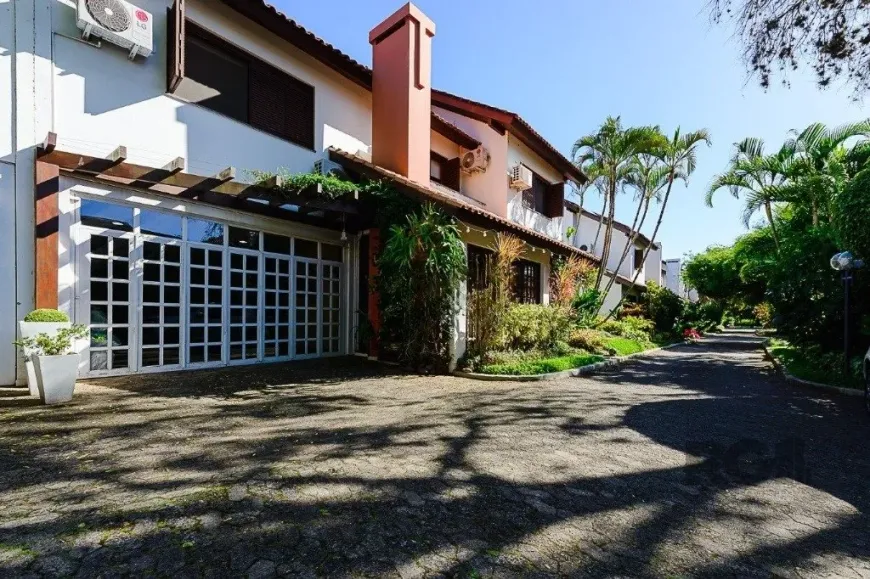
[663,258,699,302]
[563,201,663,313]
[1,0,622,384]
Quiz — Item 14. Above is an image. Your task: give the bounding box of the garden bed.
[766,339,863,392]
[478,353,603,376]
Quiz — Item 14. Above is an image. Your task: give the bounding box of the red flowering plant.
[683,328,702,342]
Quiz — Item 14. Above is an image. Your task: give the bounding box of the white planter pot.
[18,321,71,397]
[32,354,80,405]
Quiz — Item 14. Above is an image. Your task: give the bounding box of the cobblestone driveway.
[1,330,869,578]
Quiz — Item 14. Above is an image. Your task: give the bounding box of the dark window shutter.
[442,157,461,191]
[166,0,185,93]
[249,61,315,150]
[512,259,541,304]
[545,182,565,218]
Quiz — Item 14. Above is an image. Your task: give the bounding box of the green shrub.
[23,309,69,323]
[833,167,870,260]
[480,353,603,376]
[572,288,602,328]
[498,304,571,351]
[568,328,608,353]
[598,317,654,343]
[643,282,683,334]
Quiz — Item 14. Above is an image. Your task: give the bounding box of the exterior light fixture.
[830,251,865,375]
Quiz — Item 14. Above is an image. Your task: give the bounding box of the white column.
[449,241,468,370]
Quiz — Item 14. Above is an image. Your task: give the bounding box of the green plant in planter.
[23,309,70,323]
[14,325,89,356]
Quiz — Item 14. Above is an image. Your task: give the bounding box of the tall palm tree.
[707,138,791,250]
[787,120,870,224]
[598,154,669,301]
[601,127,711,321]
[572,117,664,287]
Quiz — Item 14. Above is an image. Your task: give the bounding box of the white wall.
[645,244,663,286]
[0,0,15,384]
[599,275,622,316]
[506,135,564,240]
[663,259,681,295]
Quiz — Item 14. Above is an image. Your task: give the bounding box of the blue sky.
[275,0,867,260]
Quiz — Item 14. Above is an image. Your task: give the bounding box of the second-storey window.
[634,248,644,270]
[167,4,315,151]
[521,172,565,218]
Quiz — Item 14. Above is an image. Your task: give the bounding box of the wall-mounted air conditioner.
[460,146,491,173]
[77,0,153,60]
[313,158,347,177]
[509,163,533,191]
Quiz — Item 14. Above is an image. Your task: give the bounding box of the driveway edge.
[763,346,863,398]
[454,342,687,382]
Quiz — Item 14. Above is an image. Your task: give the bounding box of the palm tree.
[601,127,711,321]
[572,117,664,287]
[707,138,791,250]
[787,120,870,224]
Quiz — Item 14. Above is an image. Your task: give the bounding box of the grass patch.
[767,339,863,390]
[479,353,603,376]
[604,336,649,356]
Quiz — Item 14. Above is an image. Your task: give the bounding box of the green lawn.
[767,339,863,390]
[479,353,603,376]
[604,336,649,356]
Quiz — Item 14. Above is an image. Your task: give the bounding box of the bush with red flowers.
[683,328,702,342]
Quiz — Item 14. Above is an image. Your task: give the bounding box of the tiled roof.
[328,148,599,262]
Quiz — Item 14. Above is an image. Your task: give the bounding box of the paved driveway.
[1,331,868,578]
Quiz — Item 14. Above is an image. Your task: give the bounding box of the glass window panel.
[245,273,257,287]
[245,308,257,323]
[230,345,243,360]
[113,305,128,324]
[164,307,180,324]
[208,326,221,343]
[90,351,108,371]
[246,290,257,305]
[230,253,243,269]
[322,244,343,262]
[278,326,289,340]
[164,265,180,284]
[91,281,108,302]
[231,272,243,288]
[165,245,181,263]
[208,250,223,267]
[143,327,160,346]
[207,345,222,361]
[164,327,180,345]
[143,284,160,304]
[245,326,257,341]
[231,290,243,306]
[307,279,317,293]
[144,263,161,282]
[264,344,276,358]
[265,292,276,307]
[190,307,205,324]
[279,276,289,291]
[228,226,259,249]
[143,242,161,261]
[163,348,180,366]
[246,255,258,269]
[279,343,289,356]
[113,238,129,258]
[308,263,317,276]
[190,267,205,285]
[295,341,305,355]
[91,235,109,255]
[190,247,206,266]
[208,289,222,305]
[190,327,205,344]
[91,258,108,279]
[265,276,276,291]
[187,219,224,245]
[90,304,108,325]
[208,308,222,323]
[140,210,182,239]
[142,348,160,367]
[189,346,205,364]
[91,328,108,348]
[208,269,222,286]
[230,308,243,324]
[265,326,276,340]
[190,287,205,305]
[264,233,291,254]
[230,326,242,342]
[279,310,289,324]
[164,286,180,304]
[294,239,318,258]
[112,282,129,302]
[112,260,128,280]
[112,328,128,347]
[81,199,133,231]
[245,344,257,358]
[112,350,128,369]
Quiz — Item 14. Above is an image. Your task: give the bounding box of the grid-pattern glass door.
[140,240,183,368]
[263,255,292,360]
[87,234,132,372]
[229,252,260,362]
[321,263,341,354]
[188,245,224,365]
[295,259,319,356]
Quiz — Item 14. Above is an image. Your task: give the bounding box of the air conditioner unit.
[313,158,347,177]
[460,146,491,173]
[77,0,153,60]
[509,163,533,191]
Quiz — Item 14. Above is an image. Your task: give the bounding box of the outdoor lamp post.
[830,251,864,376]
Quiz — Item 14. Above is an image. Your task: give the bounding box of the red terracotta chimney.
[369,3,435,186]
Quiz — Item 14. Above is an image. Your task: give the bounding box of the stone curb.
[763,345,864,398]
[453,341,687,382]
